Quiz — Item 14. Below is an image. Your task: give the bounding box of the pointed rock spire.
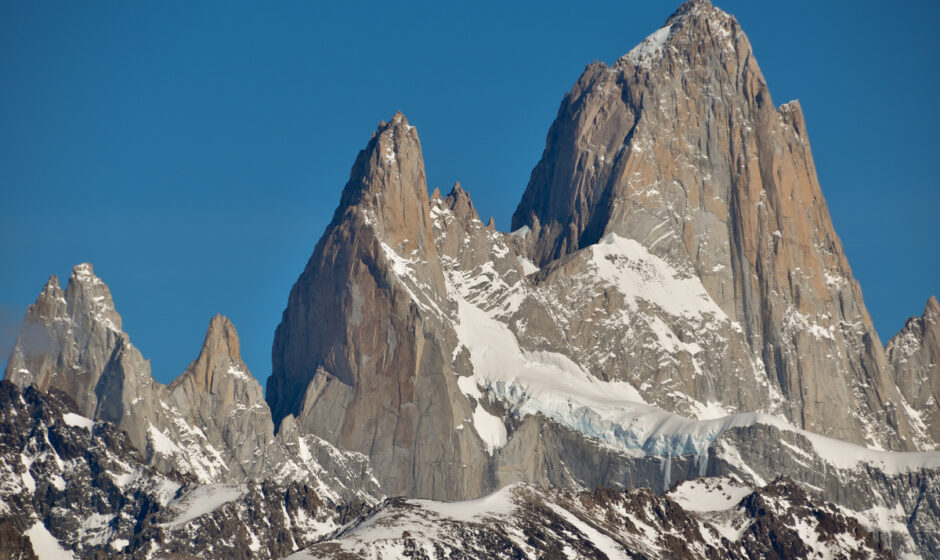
[28,275,67,323]
[64,263,122,332]
[168,314,260,400]
[887,296,940,444]
[926,295,940,319]
[444,181,480,223]
[269,115,480,498]
[3,263,155,450]
[331,111,437,255]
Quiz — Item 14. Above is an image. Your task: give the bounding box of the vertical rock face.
[510,0,922,450]
[887,297,940,444]
[269,112,490,500]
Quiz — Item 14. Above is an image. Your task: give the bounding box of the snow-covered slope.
[293,479,893,559]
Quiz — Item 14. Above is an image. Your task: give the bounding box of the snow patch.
[411,484,518,522]
[226,364,253,382]
[590,234,728,323]
[147,424,181,456]
[622,25,673,69]
[26,522,75,559]
[62,412,93,430]
[668,477,752,512]
[471,405,507,454]
[544,501,627,558]
[163,484,247,527]
[517,256,539,276]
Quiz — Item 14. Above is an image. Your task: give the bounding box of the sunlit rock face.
[510,0,926,451]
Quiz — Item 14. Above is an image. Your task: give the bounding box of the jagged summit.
[887,295,940,443]
[328,111,433,253]
[507,0,926,450]
[444,181,480,222]
[167,314,254,397]
[665,0,725,26]
[614,0,741,71]
[927,295,940,317]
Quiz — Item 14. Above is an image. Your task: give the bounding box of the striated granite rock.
[887,296,940,445]
[509,0,923,450]
[269,112,491,500]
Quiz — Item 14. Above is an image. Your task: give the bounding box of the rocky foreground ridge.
[3,1,939,558]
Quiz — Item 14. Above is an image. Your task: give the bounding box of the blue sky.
[1,0,937,386]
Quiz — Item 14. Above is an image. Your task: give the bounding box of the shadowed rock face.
[509,0,923,450]
[887,296,940,442]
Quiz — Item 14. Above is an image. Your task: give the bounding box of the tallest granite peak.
[509,0,923,450]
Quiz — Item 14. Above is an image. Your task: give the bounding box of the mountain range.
[3,1,938,558]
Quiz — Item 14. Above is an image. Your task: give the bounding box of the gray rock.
[269,113,491,500]
[887,296,940,445]
[509,0,925,451]
[4,266,381,503]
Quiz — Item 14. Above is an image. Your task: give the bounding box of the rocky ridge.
[292,477,893,559]
[3,263,381,498]
[0,381,376,559]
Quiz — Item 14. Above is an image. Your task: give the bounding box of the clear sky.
[1,0,937,386]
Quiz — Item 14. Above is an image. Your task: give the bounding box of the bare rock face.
[887,296,940,446]
[5,264,168,455]
[269,112,490,500]
[166,315,275,480]
[510,0,922,450]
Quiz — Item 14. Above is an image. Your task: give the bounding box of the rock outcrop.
[887,296,940,445]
